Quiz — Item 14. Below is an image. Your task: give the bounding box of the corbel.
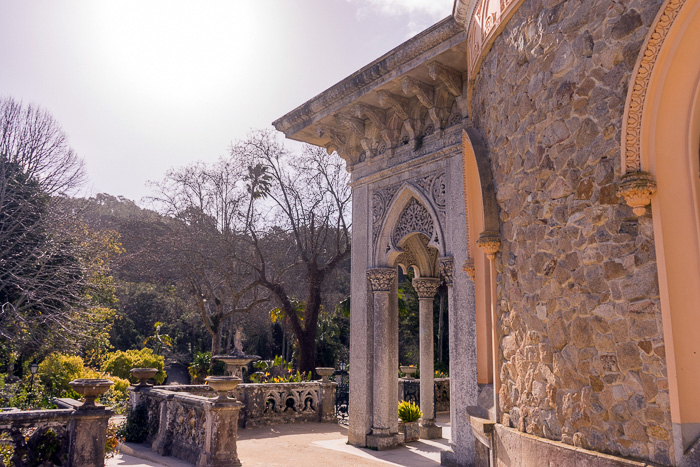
[377,90,410,121]
[354,103,387,130]
[428,61,463,97]
[401,76,435,110]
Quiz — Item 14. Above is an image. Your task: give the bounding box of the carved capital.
[618,171,657,216]
[477,231,501,260]
[412,277,441,299]
[438,256,454,285]
[462,259,476,281]
[367,268,396,292]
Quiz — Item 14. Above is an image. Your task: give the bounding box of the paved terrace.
[108,413,450,466]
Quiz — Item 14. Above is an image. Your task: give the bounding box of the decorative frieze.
[367,268,397,292]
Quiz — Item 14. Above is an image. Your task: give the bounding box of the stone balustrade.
[129,380,337,465]
[0,401,112,466]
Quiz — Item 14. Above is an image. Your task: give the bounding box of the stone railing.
[129,380,337,465]
[0,401,112,466]
[397,377,450,412]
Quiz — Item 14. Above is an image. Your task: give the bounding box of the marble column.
[413,276,443,439]
[366,267,404,450]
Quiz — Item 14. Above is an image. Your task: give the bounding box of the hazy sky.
[0,0,454,202]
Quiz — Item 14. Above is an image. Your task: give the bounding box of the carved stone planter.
[68,379,113,409]
[315,367,335,382]
[205,376,242,401]
[400,366,417,380]
[130,367,158,387]
[400,420,420,442]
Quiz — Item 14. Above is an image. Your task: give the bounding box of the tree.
[0,97,116,364]
[238,131,351,373]
[149,159,267,359]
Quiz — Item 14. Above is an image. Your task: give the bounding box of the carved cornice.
[476,230,501,260]
[622,0,687,173]
[618,171,657,216]
[367,267,396,292]
[438,256,454,285]
[412,277,441,299]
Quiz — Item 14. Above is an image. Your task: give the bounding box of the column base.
[366,432,405,450]
[420,423,443,439]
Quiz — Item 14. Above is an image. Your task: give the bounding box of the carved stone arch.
[374,183,446,267]
[622,0,700,461]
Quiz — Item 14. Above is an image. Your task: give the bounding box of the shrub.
[38,353,86,397]
[398,400,422,423]
[101,348,166,384]
[188,351,210,384]
[117,403,150,443]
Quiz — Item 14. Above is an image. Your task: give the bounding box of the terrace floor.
[107,412,451,466]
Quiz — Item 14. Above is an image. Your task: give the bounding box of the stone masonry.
[471,0,672,464]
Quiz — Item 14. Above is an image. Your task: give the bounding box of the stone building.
[274,0,700,465]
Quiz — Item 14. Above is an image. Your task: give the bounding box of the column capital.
[367,267,396,292]
[462,259,476,281]
[477,231,501,260]
[412,277,441,299]
[618,171,656,216]
[438,256,454,285]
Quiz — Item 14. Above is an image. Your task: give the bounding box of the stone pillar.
[198,399,244,467]
[366,267,404,450]
[68,405,113,467]
[318,381,338,423]
[413,276,443,440]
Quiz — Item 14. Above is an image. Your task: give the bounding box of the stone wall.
[471,0,672,463]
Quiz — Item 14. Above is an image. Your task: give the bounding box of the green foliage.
[143,322,173,356]
[398,400,422,423]
[101,348,166,384]
[38,353,85,397]
[188,351,211,383]
[249,356,311,383]
[118,404,150,443]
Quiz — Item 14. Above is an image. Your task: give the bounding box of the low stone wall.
[0,402,112,466]
[134,381,337,429]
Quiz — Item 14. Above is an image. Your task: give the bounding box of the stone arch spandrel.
[630,0,700,459]
[373,183,446,267]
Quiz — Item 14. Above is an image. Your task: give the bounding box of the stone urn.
[400,366,417,380]
[400,421,420,442]
[205,376,242,401]
[130,367,158,387]
[69,378,113,408]
[315,367,335,383]
[213,350,260,378]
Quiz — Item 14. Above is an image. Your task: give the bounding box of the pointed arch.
[374,183,446,268]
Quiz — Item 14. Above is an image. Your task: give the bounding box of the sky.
[0,0,455,202]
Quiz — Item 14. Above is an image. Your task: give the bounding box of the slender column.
[366,267,398,444]
[413,276,442,439]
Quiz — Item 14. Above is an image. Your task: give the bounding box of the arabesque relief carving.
[367,268,397,292]
[623,0,687,173]
[393,198,434,246]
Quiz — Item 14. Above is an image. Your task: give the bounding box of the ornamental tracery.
[393,198,434,246]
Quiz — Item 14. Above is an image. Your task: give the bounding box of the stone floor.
[107,413,451,466]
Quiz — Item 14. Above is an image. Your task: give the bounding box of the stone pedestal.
[197,399,244,467]
[413,277,443,440]
[68,406,113,467]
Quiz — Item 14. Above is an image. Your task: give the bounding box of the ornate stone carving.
[623,0,687,173]
[618,171,657,216]
[431,172,446,209]
[463,259,476,281]
[428,61,463,97]
[438,256,454,285]
[377,90,410,120]
[367,268,396,292]
[393,198,434,245]
[412,277,441,299]
[477,231,501,260]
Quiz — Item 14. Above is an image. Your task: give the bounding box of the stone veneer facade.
[470,0,671,463]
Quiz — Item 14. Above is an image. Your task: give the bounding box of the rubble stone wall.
[471,0,672,463]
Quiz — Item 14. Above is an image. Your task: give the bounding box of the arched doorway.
[622,0,700,462]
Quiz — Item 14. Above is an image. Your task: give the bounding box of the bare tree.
[0,97,112,358]
[148,158,267,358]
[237,131,351,373]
